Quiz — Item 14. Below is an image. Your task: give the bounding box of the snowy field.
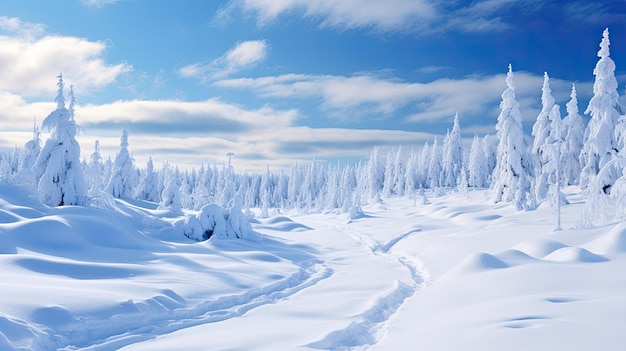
[1,182,625,351]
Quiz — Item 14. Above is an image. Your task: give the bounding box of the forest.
[0,28,623,236]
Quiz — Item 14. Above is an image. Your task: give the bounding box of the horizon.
[0,0,625,172]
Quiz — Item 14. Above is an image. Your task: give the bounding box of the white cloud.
[0,16,45,37]
[216,0,435,32]
[0,90,440,172]
[81,0,118,8]
[215,70,593,126]
[179,40,269,81]
[0,17,131,98]
[215,0,546,34]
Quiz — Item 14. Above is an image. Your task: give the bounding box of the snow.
[1,182,626,350]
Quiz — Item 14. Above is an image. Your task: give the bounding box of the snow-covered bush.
[183,199,258,242]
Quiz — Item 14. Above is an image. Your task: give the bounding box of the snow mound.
[543,247,608,263]
[254,216,312,232]
[513,239,568,258]
[584,222,626,255]
[458,252,509,272]
[495,249,537,266]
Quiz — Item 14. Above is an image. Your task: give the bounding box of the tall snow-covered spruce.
[490,65,536,210]
[563,84,585,186]
[32,74,87,207]
[532,72,556,200]
[579,28,623,190]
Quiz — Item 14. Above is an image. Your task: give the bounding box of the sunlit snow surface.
[1,183,625,350]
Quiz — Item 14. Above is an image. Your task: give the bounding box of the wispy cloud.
[215,0,546,34]
[215,70,593,126]
[215,0,436,32]
[563,1,626,25]
[179,40,269,81]
[0,16,45,38]
[80,0,118,8]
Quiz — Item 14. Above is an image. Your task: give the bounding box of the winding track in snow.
[37,260,333,351]
[308,222,427,350]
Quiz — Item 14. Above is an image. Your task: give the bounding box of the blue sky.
[0,0,625,171]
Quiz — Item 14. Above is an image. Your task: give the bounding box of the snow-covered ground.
[1,182,625,351]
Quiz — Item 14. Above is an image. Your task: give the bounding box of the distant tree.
[468,134,489,188]
[392,145,406,196]
[442,113,463,187]
[32,74,87,206]
[490,65,536,210]
[418,141,430,188]
[106,130,136,198]
[134,156,160,202]
[21,118,41,171]
[382,147,396,197]
[562,84,585,185]
[85,140,104,196]
[428,137,443,189]
[580,28,623,190]
[159,164,182,213]
[13,118,41,186]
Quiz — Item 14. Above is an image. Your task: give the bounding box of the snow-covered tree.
[490,65,536,210]
[21,118,41,171]
[580,28,623,190]
[562,84,585,185]
[85,140,104,196]
[13,118,41,186]
[442,113,463,187]
[533,72,557,200]
[32,74,87,206]
[135,156,161,202]
[428,137,443,189]
[106,130,136,198]
[159,164,182,213]
[468,134,489,188]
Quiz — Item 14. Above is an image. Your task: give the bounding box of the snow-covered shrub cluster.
[1,28,626,230]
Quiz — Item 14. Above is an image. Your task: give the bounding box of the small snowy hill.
[1,183,626,350]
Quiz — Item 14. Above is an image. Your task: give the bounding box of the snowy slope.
[1,183,626,350]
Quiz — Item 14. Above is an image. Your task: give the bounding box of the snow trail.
[307,220,427,350]
[37,261,333,351]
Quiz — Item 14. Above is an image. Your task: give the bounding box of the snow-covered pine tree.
[392,145,406,196]
[418,141,430,188]
[32,74,87,206]
[85,140,104,196]
[13,118,41,186]
[134,156,161,202]
[563,84,585,185]
[532,72,556,200]
[579,28,623,190]
[106,130,136,198]
[159,163,182,213]
[21,118,41,171]
[428,137,443,189]
[443,113,463,187]
[468,134,489,188]
[490,64,536,210]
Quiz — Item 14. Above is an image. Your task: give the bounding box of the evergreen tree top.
[566,84,579,116]
[506,64,515,90]
[55,73,65,110]
[598,28,610,59]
